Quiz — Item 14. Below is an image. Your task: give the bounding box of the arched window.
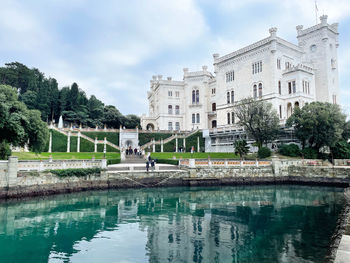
[212,103,216,112]
[278,81,281,95]
[192,90,195,104]
[196,113,200,123]
[196,90,199,104]
[175,105,180,115]
[253,85,257,98]
[294,101,299,108]
[231,112,235,124]
[192,114,195,123]
[175,122,180,131]
[258,83,263,98]
[227,91,230,104]
[168,122,173,131]
[212,120,217,128]
[231,91,234,103]
[168,105,172,114]
[227,112,230,125]
[279,105,282,119]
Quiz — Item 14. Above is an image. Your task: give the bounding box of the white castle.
[141,15,339,150]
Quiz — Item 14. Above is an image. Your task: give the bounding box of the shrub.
[279,143,301,157]
[154,159,179,165]
[107,158,121,165]
[50,168,102,177]
[331,141,350,159]
[0,142,11,160]
[258,147,271,159]
[301,147,318,159]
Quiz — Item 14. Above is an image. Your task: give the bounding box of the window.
[285,62,291,70]
[279,105,282,119]
[258,83,263,98]
[227,112,230,125]
[168,105,172,114]
[288,81,296,94]
[212,103,216,112]
[212,120,217,128]
[196,113,200,123]
[252,61,262,74]
[310,44,317,52]
[227,91,230,104]
[192,114,195,123]
[192,90,195,104]
[333,94,337,104]
[231,112,235,124]
[231,91,234,104]
[212,88,216,95]
[175,91,180,97]
[288,82,292,94]
[292,81,296,93]
[253,85,257,99]
[175,105,180,115]
[226,71,234,82]
[277,58,281,69]
[303,80,310,94]
[278,81,281,95]
[307,82,310,94]
[175,122,180,131]
[196,90,199,104]
[168,90,172,97]
[168,122,173,131]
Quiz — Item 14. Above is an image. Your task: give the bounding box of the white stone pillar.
[152,139,155,152]
[48,130,52,153]
[197,136,200,152]
[175,135,178,152]
[7,157,18,187]
[104,137,107,154]
[161,139,164,153]
[189,159,195,168]
[67,131,71,153]
[183,138,186,152]
[77,131,81,153]
[94,137,98,153]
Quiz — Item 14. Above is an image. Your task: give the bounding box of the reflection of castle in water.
[0,186,345,263]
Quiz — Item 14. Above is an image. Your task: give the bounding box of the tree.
[233,98,279,149]
[103,105,123,128]
[0,85,49,159]
[286,102,346,153]
[234,140,249,159]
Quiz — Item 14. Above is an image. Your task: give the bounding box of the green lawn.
[150,152,240,159]
[12,152,120,160]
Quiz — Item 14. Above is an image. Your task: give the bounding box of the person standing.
[146,160,150,172]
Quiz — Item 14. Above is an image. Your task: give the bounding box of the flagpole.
[315,0,318,24]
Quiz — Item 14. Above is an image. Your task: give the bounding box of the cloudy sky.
[1,0,350,115]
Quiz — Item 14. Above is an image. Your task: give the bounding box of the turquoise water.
[0,185,346,263]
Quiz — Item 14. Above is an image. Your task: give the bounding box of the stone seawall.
[0,164,350,199]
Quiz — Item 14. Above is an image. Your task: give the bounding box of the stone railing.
[17,159,107,172]
[179,159,272,168]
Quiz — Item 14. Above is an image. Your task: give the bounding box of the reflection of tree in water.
[0,186,345,263]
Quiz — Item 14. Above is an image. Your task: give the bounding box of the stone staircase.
[122,155,145,164]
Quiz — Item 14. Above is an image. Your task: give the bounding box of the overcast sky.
[1,0,350,116]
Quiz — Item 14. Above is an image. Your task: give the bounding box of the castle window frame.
[196,113,200,123]
[168,90,172,97]
[175,91,180,97]
[212,103,216,112]
[168,105,173,114]
[192,114,195,124]
[278,81,281,95]
[168,122,173,131]
[253,84,257,99]
[227,91,230,104]
[175,122,180,131]
[277,58,281,69]
[258,83,263,98]
[310,44,317,53]
[252,61,262,74]
[231,112,235,124]
[226,70,234,82]
[231,90,234,104]
[175,105,180,115]
[227,112,230,125]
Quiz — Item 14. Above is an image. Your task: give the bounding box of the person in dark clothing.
[146,161,150,172]
[134,148,137,155]
[151,159,155,171]
[125,149,128,156]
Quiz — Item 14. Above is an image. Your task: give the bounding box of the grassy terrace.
[150,152,241,159]
[12,152,120,160]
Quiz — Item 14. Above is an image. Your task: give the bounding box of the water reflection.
[0,186,345,263]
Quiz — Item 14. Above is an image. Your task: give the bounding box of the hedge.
[154,159,179,165]
[50,168,102,177]
[82,132,119,145]
[139,132,173,146]
[51,130,68,152]
[107,158,121,165]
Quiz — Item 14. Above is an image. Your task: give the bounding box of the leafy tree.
[342,121,350,141]
[0,85,49,159]
[258,146,271,159]
[234,140,249,159]
[103,105,123,128]
[20,90,38,110]
[233,98,279,149]
[286,102,346,153]
[278,143,301,157]
[330,140,350,159]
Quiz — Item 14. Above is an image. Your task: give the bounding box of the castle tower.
[296,15,339,104]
